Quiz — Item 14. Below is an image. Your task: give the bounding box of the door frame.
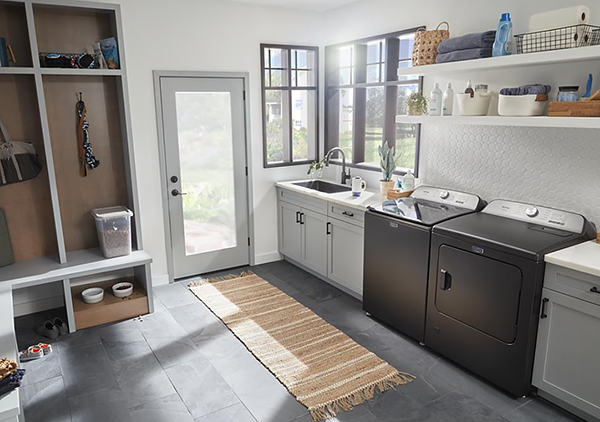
[153,70,255,283]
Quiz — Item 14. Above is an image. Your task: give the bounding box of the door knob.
[171,189,187,197]
[170,176,178,183]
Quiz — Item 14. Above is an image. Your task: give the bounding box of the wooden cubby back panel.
[43,75,128,253]
[33,5,115,56]
[0,2,33,67]
[0,75,58,261]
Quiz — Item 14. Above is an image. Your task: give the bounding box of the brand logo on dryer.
[548,220,565,226]
[471,246,485,254]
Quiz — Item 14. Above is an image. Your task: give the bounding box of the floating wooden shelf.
[71,278,149,330]
[395,114,600,129]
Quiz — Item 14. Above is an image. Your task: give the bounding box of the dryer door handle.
[439,269,452,291]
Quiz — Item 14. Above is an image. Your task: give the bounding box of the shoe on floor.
[19,346,43,362]
[36,343,52,355]
[53,317,68,336]
[36,320,59,340]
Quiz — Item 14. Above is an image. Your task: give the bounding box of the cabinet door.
[328,218,364,295]
[301,208,328,277]
[533,288,600,420]
[279,201,302,262]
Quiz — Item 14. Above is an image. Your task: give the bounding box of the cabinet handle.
[540,298,549,319]
[439,269,451,291]
[299,213,305,225]
[342,211,354,217]
[326,222,331,235]
[591,286,600,295]
[296,211,301,224]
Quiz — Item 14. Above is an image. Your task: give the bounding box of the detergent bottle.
[492,13,514,57]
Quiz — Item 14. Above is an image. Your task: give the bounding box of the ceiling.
[225,0,361,12]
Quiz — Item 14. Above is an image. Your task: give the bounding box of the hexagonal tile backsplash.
[419,125,600,228]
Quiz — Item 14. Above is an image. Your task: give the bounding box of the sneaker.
[36,343,53,355]
[36,320,59,340]
[53,317,68,336]
[19,346,43,362]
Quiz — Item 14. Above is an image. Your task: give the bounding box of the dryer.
[425,200,596,397]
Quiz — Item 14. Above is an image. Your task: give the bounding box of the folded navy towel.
[0,369,25,397]
[438,30,496,54]
[436,48,492,64]
[499,84,552,96]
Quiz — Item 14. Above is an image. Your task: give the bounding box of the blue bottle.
[492,13,514,57]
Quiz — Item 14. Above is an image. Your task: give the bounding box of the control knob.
[440,190,450,200]
[525,206,539,218]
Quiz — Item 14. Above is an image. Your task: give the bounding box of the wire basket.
[515,24,600,54]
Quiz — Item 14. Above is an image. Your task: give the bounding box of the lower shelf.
[71,279,149,330]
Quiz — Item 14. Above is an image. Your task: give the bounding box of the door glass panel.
[175,92,237,256]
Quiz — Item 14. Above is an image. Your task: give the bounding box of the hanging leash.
[76,92,100,177]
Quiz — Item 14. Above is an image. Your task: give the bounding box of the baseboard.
[14,295,65,317]
[152,274,170,286]
[254,251,282,265]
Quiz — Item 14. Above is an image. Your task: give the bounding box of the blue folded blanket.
[436,48,492,64]
[0,369,25,397]
[499,85,552,96]
[438,30,496,54]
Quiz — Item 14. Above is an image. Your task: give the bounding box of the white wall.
[322,0,600,228]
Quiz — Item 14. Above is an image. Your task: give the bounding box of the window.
[325,29,422,175]
[261,44,318,167]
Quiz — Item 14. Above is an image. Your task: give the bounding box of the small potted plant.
[406,92,428,116]
[307,157,326,179]
[378,141,401,196]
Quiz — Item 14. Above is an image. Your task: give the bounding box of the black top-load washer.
[363,186,485,343]
[425,200,597,397]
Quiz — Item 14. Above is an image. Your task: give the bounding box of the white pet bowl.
[112,282,134,298]
[82,287,104,304]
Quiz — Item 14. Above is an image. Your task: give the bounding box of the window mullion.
[287,48,293,163]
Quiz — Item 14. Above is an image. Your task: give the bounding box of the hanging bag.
[412,22,450,66]
[0,117,42,186]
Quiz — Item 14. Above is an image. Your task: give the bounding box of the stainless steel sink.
[293,180,351,194]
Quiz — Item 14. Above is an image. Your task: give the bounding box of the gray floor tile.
[130,393,195,422]
[195,403,257,422]
[314,295,378,334]
[291,404,378,422]
[111,350,178,407]
[56,327,102,352]
[268,263,342,303]
[154,282,198,309]
[20,350,62,387]
[20,376,72,422]
[504,398,582,422]
[405,391,510,422]
[153,295,168,313]
[68,387,132,422]
[98,319,151,361]
[166,358,240,419]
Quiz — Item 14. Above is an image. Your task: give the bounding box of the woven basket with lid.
[412,22,450,66]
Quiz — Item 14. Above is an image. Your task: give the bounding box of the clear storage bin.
[91,206,133,258]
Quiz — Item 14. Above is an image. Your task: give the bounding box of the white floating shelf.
[40,68,123,76]
[397,45,600,78]
[0,67,35,75]
[395,114,600,129]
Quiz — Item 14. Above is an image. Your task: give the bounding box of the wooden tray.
[548,101,600,117]
[387,189,414,200]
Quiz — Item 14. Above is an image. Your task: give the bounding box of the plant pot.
[408,108,425,116]
[380,180,395,196]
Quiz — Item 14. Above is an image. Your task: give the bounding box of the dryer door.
[435,245,523,343]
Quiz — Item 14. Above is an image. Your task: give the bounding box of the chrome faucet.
[325,147,351,185]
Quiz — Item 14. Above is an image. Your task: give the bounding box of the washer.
[363,186,485,343]
[425,200,597,397]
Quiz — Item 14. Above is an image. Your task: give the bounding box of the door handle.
[342,211,354,217]
[439,269,451,291]
[296,211,301,224]
[299,213,305,225]
[590,286,600,295]
[171,189,187,197]
[326,222,331,235]
[540,298,549,319]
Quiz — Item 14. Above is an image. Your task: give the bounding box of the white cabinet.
[533,265,600,421]
[302,209,328,276]
[328,218,364,296]
[279,201,303,263]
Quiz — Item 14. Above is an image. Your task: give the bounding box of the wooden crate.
[71,279,148,330]
[548,101,600,117]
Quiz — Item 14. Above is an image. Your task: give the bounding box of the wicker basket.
[0,358,18,381]
[412,22,450,66]
[387,189,414,200]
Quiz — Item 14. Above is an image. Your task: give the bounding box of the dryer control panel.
[411,187,482,210]
[482,200,585,234]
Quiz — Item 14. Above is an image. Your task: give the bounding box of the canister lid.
[91,206,133,220]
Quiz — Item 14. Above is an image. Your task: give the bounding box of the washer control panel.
[411,186,482,210]
[482,200,585,233]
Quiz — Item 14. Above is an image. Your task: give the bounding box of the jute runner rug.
[188,271,415,421]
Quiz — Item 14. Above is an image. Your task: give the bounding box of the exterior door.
[160,76,249,279]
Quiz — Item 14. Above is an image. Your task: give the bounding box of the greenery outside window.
[261,44,319,167]
[325,28,423,175]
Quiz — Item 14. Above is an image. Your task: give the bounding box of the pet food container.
[456,92,493,116]
[112,282,134,298]
[92,206,133,258]
[82,287,104,304]
[498,94,548,116]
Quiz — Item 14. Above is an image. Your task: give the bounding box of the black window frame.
[261,43,320,168]
[324,27,424,176]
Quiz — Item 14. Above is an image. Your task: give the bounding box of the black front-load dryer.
[363,186,485,343]
[425,200,597,397]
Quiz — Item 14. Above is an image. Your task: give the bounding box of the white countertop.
[0,283,20,421]
[545,241,600,278]
[276,179,384,211]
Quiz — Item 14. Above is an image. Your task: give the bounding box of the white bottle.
[442,83,454,116]
[402,170,415,192]
[429,83,442,116]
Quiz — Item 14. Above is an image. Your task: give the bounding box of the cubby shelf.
[40,68,123,76]
[0,67,35,74]
[395,115,600,129]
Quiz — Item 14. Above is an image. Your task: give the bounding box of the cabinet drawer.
[328,203,364,227]
[277,188,327,214]
[545,264,600,306]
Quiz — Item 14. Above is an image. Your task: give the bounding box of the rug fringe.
[308,371,416,421]
[188,270,255,287]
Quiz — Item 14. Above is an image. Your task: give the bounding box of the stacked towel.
[500,84,552,96]
[0,369,25,397]
[436,31,496,64]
